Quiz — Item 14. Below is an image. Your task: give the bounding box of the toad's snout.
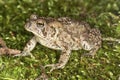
[25,22,31,28]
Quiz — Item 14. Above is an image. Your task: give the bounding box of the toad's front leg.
[45,49,71,72]
[14,37,37,57]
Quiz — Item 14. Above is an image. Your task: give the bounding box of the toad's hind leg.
[45,49,71,72]
[82,45,100,58]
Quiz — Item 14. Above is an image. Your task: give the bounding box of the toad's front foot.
[81,53,95,58]
[13,51,35,58]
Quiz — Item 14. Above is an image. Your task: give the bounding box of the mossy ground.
[0,0,120,80]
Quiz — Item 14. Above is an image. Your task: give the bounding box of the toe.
[44,64,54,68]
[82,53,95,58]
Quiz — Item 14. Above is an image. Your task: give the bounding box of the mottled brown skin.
[15,14,102,72]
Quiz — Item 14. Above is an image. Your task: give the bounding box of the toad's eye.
[37,23,44,27]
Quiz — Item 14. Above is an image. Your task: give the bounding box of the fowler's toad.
[16,14,102,72]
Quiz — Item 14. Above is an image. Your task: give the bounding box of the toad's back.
[38,17,92,50]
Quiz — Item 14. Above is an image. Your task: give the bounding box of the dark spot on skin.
[27,42,31,46]
[49,26,56,37]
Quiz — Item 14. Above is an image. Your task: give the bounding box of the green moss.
[0,0,120,79]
